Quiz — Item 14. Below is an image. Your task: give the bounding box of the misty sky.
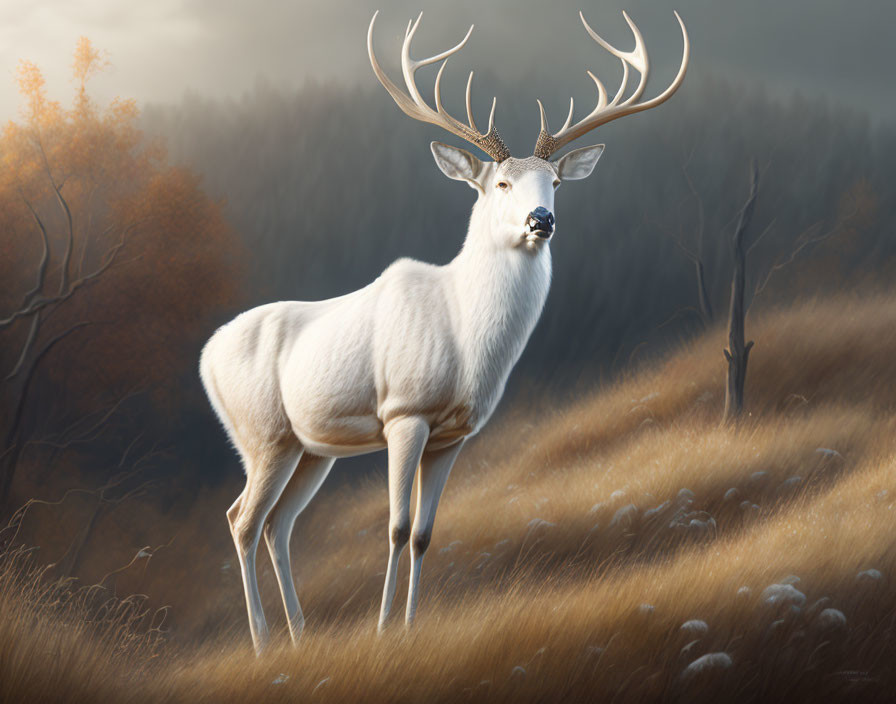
[0,0,893,124]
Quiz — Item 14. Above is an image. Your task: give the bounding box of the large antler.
[368,11,511,162]
[533,11,690,159]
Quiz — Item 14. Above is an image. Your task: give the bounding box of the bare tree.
[723,164,760,421]
[0,181,133,509]
[0,40,241,513]
[664,155,863,422]
[679,158,714,328]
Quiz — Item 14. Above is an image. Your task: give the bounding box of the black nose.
[527,207,555,237]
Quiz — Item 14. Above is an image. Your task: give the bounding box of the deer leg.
[229,441,302,655]
[378,416,429,631]
[263,453,335,646]
[226,490,245,534]
[406,439,465,625]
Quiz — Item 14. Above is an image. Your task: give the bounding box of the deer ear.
[554,144,605,181]
[431,142,484,185]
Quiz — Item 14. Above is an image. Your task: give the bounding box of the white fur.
[200,144,601,653]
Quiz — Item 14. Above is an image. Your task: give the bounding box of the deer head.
[368,10,689,252]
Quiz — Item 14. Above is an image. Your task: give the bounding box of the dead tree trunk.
[723,163,760,422]
[695,259,713,327]
[0,323,91,511]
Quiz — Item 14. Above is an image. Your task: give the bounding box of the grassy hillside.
[3,294,896,702]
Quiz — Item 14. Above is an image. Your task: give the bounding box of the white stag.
[201,9,689,653]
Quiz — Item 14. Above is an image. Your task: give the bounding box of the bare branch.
[1,321,97,506]
[0,219,142,331]
[18,193,51,306]
[32,134,76,294]
[752,207,855,297]
[753,178,859,300]
[644,196,699,262]
[672,235,699,263]
[1,468,146,547]
[1,486,98,545]
[77,182,101,278]
[55,185,75,295]
[5,321,94,441]
[2,464,157,552]
[5,311,41,380]
[661,153,714,327]
[654,305,704,331]
[694,258,713,325]
[28,389,142,449]
[730,178,761,252]
[746,217,778,255]
[116,432,145,471]
[717,159,773,247]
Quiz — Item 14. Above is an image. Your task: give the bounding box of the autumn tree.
[0,39,243,512]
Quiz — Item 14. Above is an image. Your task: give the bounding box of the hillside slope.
[3,294,896,702]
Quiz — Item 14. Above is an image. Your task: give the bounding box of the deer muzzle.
[526,207,555,239]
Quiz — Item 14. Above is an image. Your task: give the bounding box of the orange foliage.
[0,39,244,444]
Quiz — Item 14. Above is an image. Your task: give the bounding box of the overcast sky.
[0,0,892,124]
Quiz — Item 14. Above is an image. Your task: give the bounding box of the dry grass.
[0,547,166,702]
[3,293,896,702]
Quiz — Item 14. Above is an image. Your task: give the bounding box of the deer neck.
[447,203,552,394]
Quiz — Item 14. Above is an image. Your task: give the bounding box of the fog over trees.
[0,42,243,513]
[142,73,893,390]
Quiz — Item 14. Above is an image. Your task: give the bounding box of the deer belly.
[285,383,384,456]
[293,418,386,457]
[281,353,384,456]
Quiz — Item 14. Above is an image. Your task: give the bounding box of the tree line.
[142,74,893,390]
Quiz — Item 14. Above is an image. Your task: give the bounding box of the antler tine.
[585,71,609,111]
[533,11,689,160]
[602,60,629,108]
[465,71,477,132]
[580,11,649,106]
[537,99,550,134]
[405,15,475,69]
[620,12,649,105]
[560,97,575,133]
[369,11,511,162]
[538,97,578,135]
[434,60,472,134]
[368,12,428,123]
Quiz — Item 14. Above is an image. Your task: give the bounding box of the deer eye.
[496,181,510,190]
[552,179,561,189]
